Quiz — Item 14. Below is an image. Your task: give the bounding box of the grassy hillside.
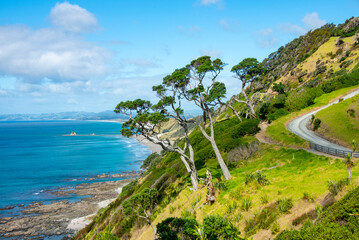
[133,143,359,240]
[265,85,359,148]
[276,185,359,239]
[73,17,359,240]
[315,94,359,148]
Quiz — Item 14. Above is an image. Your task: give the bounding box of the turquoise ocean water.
[0,120,151,213]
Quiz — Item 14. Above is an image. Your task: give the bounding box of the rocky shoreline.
[0,174,138,239]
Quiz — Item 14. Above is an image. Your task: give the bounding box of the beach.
[0,176,136,239]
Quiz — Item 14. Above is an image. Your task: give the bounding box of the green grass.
[266,85,359,148]
[315,94,359,148]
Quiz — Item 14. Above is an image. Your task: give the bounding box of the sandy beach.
[131,135,163,154]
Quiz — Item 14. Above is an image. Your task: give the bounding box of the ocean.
[0,120,151,212]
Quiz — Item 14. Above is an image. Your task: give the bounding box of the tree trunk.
[225,103,242,122]
[198,113,231,181]
[206,169,215,204]
[348,167,352,181]
[208,137,231,180]
[180,156,198,191]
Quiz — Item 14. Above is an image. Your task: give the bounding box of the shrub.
[275,186,359,239]
[241,198,252,211]
[231,119,260,139]
[227,141,261,163]
[271,221,280,234]
[327,179,348,195]
[285,87,324,112]
[276,198,293,214]
[141,152,161,169]
[261,195,269,204]
[244,203,278,235]
[156,217,198,240]
[347,108,355,117]
[302,192,315,202]
[313,118,321,131]
[203,215,241,240]
[272,82,286,94]
[226,201,238,214]
[267,108,290,122]
[245,171,270,186]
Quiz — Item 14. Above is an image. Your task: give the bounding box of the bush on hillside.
[313,118,321,131]
[203,215,242,239]
[156,217,198,240]
[275,186,359,239]
[285,87,324,112]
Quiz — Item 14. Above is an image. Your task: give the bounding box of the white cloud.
[277,23,306,35]
[219,18,240,32]
[0,25,110,82]
[302,12,326,30]
[0,89,7,96]
[200,49,222,58]
[254,28,279,48]
[67,98,79,104]
[49,1,98,33]
[198,0,221,6]
[256,28,273,37]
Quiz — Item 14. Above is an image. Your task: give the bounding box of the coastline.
[0,178,134,239]
[131,135,162,154]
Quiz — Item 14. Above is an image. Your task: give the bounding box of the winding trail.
[287,88,359,152]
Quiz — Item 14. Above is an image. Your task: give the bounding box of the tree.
[185,56,231,180]
[115,99,199,190]
[122,188,158,238]
[152,68,199,191]
[344,153,354,181]
[231,58,265,118]
[208,82,242,122]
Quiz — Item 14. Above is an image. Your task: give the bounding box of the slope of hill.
[315,94,359,148]
[72,17,359,240]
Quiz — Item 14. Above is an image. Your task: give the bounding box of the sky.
[0,0,358,114]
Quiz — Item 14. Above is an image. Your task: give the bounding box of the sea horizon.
[0,120,151,215]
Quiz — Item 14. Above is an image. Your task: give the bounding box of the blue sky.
[0,0,358,114]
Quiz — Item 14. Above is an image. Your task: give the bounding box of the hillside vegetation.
[74,17,359,240]
[315,94,359,148]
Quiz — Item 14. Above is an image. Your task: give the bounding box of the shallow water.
[0,120,150,210]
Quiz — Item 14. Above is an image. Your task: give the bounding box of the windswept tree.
[184,56,231,180]
[114,98,199,190]
[122,188,158,238]
[208,81,242,122]
[152,68,199,191]
[231,58,265,118]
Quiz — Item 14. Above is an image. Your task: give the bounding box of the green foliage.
[267,108,289,122]
[141,152,161,169]
[261,195,269,204]
[231,58,265,83]
[272,82,286,94]
[156,217,199,240]
[241,198,252,211]
[313,118,321,131]
[231,119,260,139]
[320,69,359,93]
[271,221,281,234]
[285,87,324,112]
[276,186,359,239]
[203,215,242,240]
[276,198,293,214]
[327,178,348,195]
[122,187,158,219]
[244,204,278,236]
[302,192,315,202]
[245,171,270,186]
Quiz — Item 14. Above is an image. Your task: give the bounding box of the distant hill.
[0,110,126,121]
[0,109,202,122]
